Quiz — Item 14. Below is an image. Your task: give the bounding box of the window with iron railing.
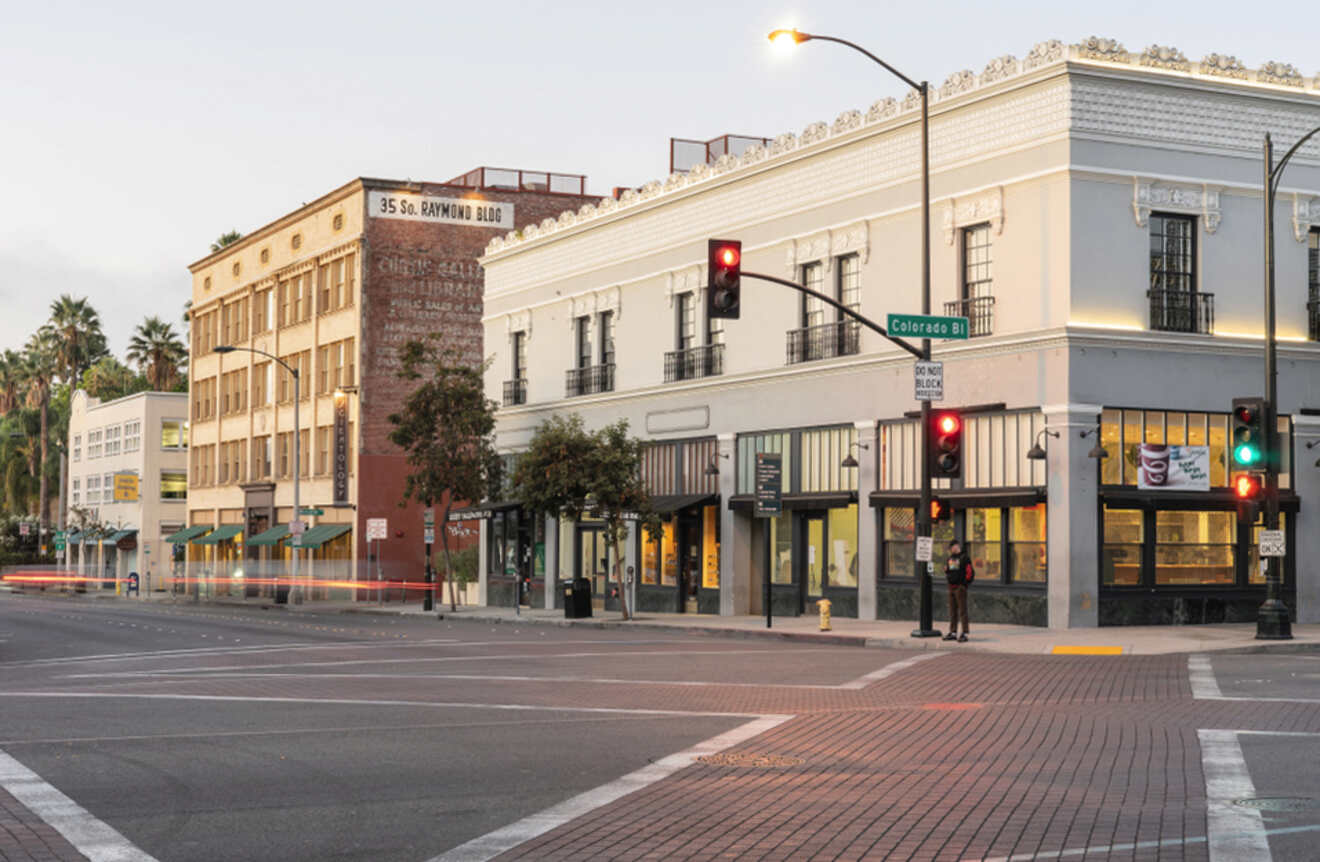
[953,224,994,337]
[664,344,724,382]
[504,332,527,405]
[565,364,614,397]
[1147,213,1212,333]
[786,320,860,364]
[786,259,861,363]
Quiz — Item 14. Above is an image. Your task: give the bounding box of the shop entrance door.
[576,527,610,607]
[797,513,826,612]
[677,516,701,613]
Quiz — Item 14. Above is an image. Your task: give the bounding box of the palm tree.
[48,294,108,387]
[23,329,59,542]
[127,316,188,391]
[211,231,242,252]
[0,350,22,414]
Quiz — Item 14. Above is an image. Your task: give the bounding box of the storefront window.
[702,507,720,589]
[488,512,507,576]
[1008,505,1046,582]
[1154,510,1234,585]
[660,521,678,586]
[827,505,858,587]
[770,512,792,584]
[967,508,1002,582]
[1208,416,1228,487]
[1248,514,1287,585]
[1100,409,1121,485]
[1102,507,1143,586]
[1122,410,1142,484]
[882,507,914,578]
[1145,411,1164,444]
[642,525,660,585]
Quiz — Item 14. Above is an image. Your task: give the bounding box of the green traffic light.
[1234,443,1260,465]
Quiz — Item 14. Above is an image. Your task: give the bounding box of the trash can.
[563,578,593,619]
[274,583,290,604]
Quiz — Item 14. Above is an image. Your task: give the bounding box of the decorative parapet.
[1132,179,1222,234]
[483,35,1320,258]
[783,220,872,274]
[505,309,531,339]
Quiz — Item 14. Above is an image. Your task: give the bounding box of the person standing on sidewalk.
[942,540,974,642]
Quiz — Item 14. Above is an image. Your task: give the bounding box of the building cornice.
[481,37,1320,264]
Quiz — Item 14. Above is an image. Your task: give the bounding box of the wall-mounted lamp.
[840,440,871,469]
[1026,428,1061,461]
[1079,426,1108,460]
[704,452,730,476]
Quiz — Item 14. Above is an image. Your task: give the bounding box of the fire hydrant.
[818,598,832,631]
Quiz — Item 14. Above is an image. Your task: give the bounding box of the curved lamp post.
[1256,126,1320,640]
[769,28,939,637]
[215,345,302,604]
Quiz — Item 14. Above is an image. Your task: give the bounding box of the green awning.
[103,529,138,545]
[295,523,351,550]
[246,525,291,546]
[192,525,243,545]
[166,525,212,544]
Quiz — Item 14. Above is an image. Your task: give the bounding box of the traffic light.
[1234,472,1262,526]
[930,497,951,523]
[927,410,963,479]
[707,239,741,320]
[1231,397,1267,469]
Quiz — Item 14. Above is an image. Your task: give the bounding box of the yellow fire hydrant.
[818,598,832,631]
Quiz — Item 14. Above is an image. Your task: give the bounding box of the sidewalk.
[88,588,1320,656]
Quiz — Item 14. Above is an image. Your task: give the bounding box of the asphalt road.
[2,593,1320,861]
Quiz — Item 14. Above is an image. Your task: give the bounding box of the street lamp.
[1255,126,1320,640]
[769,27,939,637]
[215,345,303,604]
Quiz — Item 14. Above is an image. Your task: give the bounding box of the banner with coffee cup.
[1137,444,1211,491]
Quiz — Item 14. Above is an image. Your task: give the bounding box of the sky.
[2,0,1317,359]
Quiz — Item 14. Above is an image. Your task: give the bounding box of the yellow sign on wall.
[113,472,140,502]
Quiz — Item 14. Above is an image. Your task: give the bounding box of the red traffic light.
[1234,473,1261,499]
[938,414,959,435]
[718,245,739,267]
[1234,404,1257,424]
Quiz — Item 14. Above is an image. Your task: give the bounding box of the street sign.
[1259,529,1286,558]
[18,522,29,537]
[914,361,944,402]
[289,519,306,535]
[887,313,969,340]
[754,453,783,518]
[915,536,934,563]
[299,507,324,516]
[423,526,436,545]
[367,518,389,541]
[423,507,435,527]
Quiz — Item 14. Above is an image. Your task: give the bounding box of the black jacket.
[944,552,974,587]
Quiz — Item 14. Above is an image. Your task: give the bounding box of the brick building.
[183,170,597,598]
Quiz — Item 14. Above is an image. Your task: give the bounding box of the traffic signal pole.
[914,81,939,638]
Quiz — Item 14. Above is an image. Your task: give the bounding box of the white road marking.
[971,824,1320,862]
[0,637,462,668]
[0,747,159,862]
[839,651,946,689]
[1198,729,1273,862]
[1188,654,1223,698]
[86,670,852,689]
[0,691,771,719]
[426,713,793,862]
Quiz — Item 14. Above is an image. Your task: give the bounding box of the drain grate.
[697,752,804,768]
[1233,797,1318,812]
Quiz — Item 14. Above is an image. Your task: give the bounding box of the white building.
[66,390,190,593]
[475,37,1320,628]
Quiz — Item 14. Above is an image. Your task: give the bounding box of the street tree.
[127,316,188,391]
[81,357,149,402]
[513,414,659,621]
[23,329,59,544]
[387,339,499,612]
[0,350,23,414]
[47,295,108,386]
[210,231,242,252]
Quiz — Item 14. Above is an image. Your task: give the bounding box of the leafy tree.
[513,415,660,621]
[47,294,108,386]
[127,316,188,391]
[0,349,23,414]
[210,231,242,252]
[387,339,499,612]
[80,357,149,402]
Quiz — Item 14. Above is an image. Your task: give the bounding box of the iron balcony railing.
[503,379,527,406]
[664,344,725,382]
[1309,298,1319,341]
[565,364,615,397]
[785,320,860,364]
[1147,289,1214,334]
[943,295,996,338]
